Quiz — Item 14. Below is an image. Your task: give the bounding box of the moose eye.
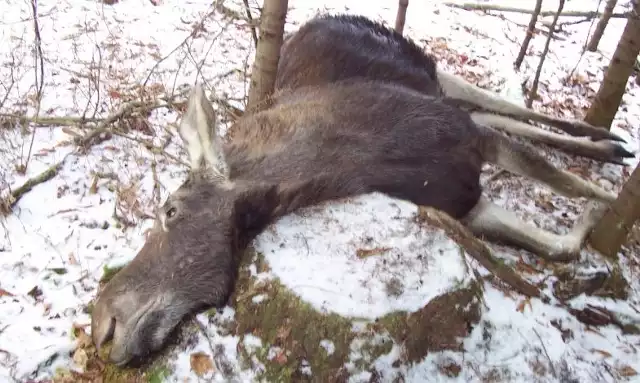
[166,206,178,219]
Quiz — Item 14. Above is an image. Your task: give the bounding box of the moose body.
[273,14,633,165]
[91,14,620,367]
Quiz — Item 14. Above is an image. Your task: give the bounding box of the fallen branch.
[1,114,102,127]
[1,157,68,216]
[444,2,628,19]
[417,206,543,299]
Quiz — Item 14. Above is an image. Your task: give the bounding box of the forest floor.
[1,0,640,382]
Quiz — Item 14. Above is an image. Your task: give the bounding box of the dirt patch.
[553,266,629,301]
[378,281,483,364]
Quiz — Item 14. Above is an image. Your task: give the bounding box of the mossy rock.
[230,248,484,381]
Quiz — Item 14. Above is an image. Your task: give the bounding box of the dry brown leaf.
[276,326,291,341]
[356,247,392,259]
[108,89,122,99]
[515,259,540,275]
[72,348,89,369]
[516,297,532,313]
[68,252,79,266]
[274,349,288,365]
[618,365,638,377]
[0,288,15,297]
[190,351,214,377]
[590,348,612,358]
[89,175,99,195]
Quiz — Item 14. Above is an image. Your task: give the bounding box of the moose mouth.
[93,292,185,366]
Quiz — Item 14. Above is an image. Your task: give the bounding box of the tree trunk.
[395,0,409,34]
[587,0,618,52]
[584,1,640,129]
[526,0,564,108]
[589,163,640,258]
[246,0,289,114]
[514,0,543,70]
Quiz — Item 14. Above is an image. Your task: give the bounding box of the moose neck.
[224,140,366,248]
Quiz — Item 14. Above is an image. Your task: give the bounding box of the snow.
[1,0,640,382]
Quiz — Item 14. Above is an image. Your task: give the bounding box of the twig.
[444,2,627,18]
[242,0,258,48]
[417,206,543,299]
[76,100,172,147]
[566,0,602,79]
[526,0,565,108]
[1,115,102,126]
[533,328,558,378]
[141,3,218,88]
[514,0,543,70]
[20,0,46,174]
[1,157,69,216]
[0,52,17,111]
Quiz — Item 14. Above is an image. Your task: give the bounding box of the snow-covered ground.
[1,0,639,382]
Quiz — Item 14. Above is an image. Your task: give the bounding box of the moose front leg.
[436,69,627,143]
[462,196,608,261]
[471,112,635,165]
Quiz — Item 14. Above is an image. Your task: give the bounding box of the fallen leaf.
[590,348,612,358]
[108,89,122,99]
[516,297,532,313]
[276,326,291,341]
[68,252,79,266]
[618,365,638,377]
[72,348,89,369]
[89,175,99,195]
[0,288,14,297]
[356,247,392,259]
[190,351,214,377]
[274,349,288,365]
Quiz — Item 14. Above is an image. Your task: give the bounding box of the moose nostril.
[94,316,116,352]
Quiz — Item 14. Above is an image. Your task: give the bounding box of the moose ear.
[178,84,230,179]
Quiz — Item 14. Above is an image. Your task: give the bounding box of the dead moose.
[273,14,633,165]
[91,14,627,366]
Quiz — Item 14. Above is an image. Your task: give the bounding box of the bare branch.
[526,0,565,108]
[514,0,543,70]
[19,0,46,174]
[242,0,258,48]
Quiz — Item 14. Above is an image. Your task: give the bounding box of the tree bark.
[587,0,618,52]
[246,0,289,114]
[584,1,640,129]
[395,0,409,35]
[589,163,640,258]
[514,0,543,70]
[526,0,564,108]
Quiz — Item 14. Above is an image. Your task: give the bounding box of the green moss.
[232,248,357,381]
[100,264,126,284]
[145,365,172,383]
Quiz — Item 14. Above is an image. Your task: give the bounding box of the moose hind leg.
[462,196,608,261]
[471,112,634,165]
[436,68,625,143]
